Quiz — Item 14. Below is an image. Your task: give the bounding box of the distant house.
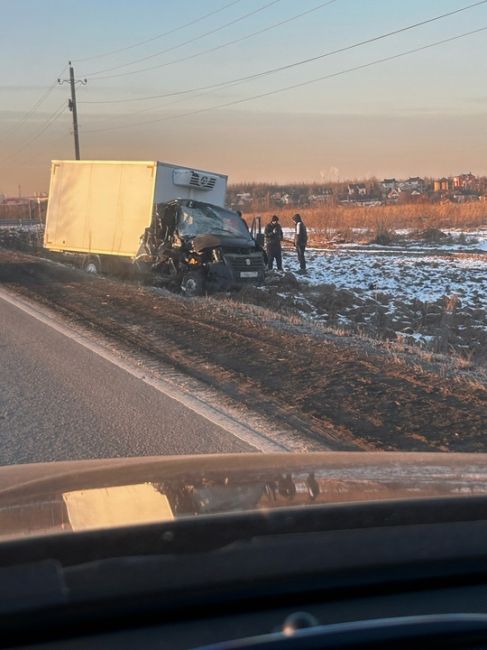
[381,178,397,192]
[433,177,453,193]
[453,194,467,203]
[347,183,367,198]
[386,188,401,203]
[0,194,48,222]
[404,176,424,191]
[3,196,30,205]
[236,192,253,206]
[453,173,476,190]
[270,192,291,205]
[308,188,333,204]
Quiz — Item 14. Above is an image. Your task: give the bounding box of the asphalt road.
[0,294,255,466]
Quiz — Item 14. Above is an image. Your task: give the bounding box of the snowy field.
[293,249,486,310]
[281,229,486,306]
[269,228,487,358]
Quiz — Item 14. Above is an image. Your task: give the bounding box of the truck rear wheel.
[83,256,101,275]
[181,271,204,297]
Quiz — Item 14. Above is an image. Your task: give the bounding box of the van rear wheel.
[181,271,204,297]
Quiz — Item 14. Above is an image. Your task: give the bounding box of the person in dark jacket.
[292,213,307,272]
[264,215,283,271]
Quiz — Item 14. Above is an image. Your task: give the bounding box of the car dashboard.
[4,496,487,649]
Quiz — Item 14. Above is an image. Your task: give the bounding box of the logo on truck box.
[173,169,217,191]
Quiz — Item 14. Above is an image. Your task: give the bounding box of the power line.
[0,101,68,164]
[83,26,487,135]
[80,0,487,102]
[18,126,74,167]
[12,84,57,126]
[15,124,73,168]
[74,0,244,63]
[82,0,339,91]
[13,102,67,155]
[0,65,67,144]
[84,0,283,78]
[83,0,487,80]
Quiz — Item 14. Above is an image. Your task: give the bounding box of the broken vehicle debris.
[136,199,265,295]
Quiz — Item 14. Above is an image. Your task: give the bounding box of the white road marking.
[0,287,291,453]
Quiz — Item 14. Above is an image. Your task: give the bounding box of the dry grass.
[251,202,487,236]
[216,289,486,381]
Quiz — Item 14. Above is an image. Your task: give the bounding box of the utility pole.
[58,62,87,160]
[68,63,80,160]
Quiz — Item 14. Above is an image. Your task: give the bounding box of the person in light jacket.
[292,213,307,273]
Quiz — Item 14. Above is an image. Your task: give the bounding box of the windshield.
[178,204,250,239]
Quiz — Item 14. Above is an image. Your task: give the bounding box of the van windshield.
[178,204,250,239]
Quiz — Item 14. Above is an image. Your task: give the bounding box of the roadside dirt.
[1,248,486,452]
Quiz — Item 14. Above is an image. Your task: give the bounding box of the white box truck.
[44,160,265,295]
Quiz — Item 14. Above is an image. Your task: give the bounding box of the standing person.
[292,213,307,273]
[264,215,283,271]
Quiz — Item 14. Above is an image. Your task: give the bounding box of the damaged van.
[137,199,265,295]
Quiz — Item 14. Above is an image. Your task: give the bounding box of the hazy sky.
[1,0,487,194]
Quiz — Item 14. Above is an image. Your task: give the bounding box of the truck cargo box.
[44,160,228,257]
